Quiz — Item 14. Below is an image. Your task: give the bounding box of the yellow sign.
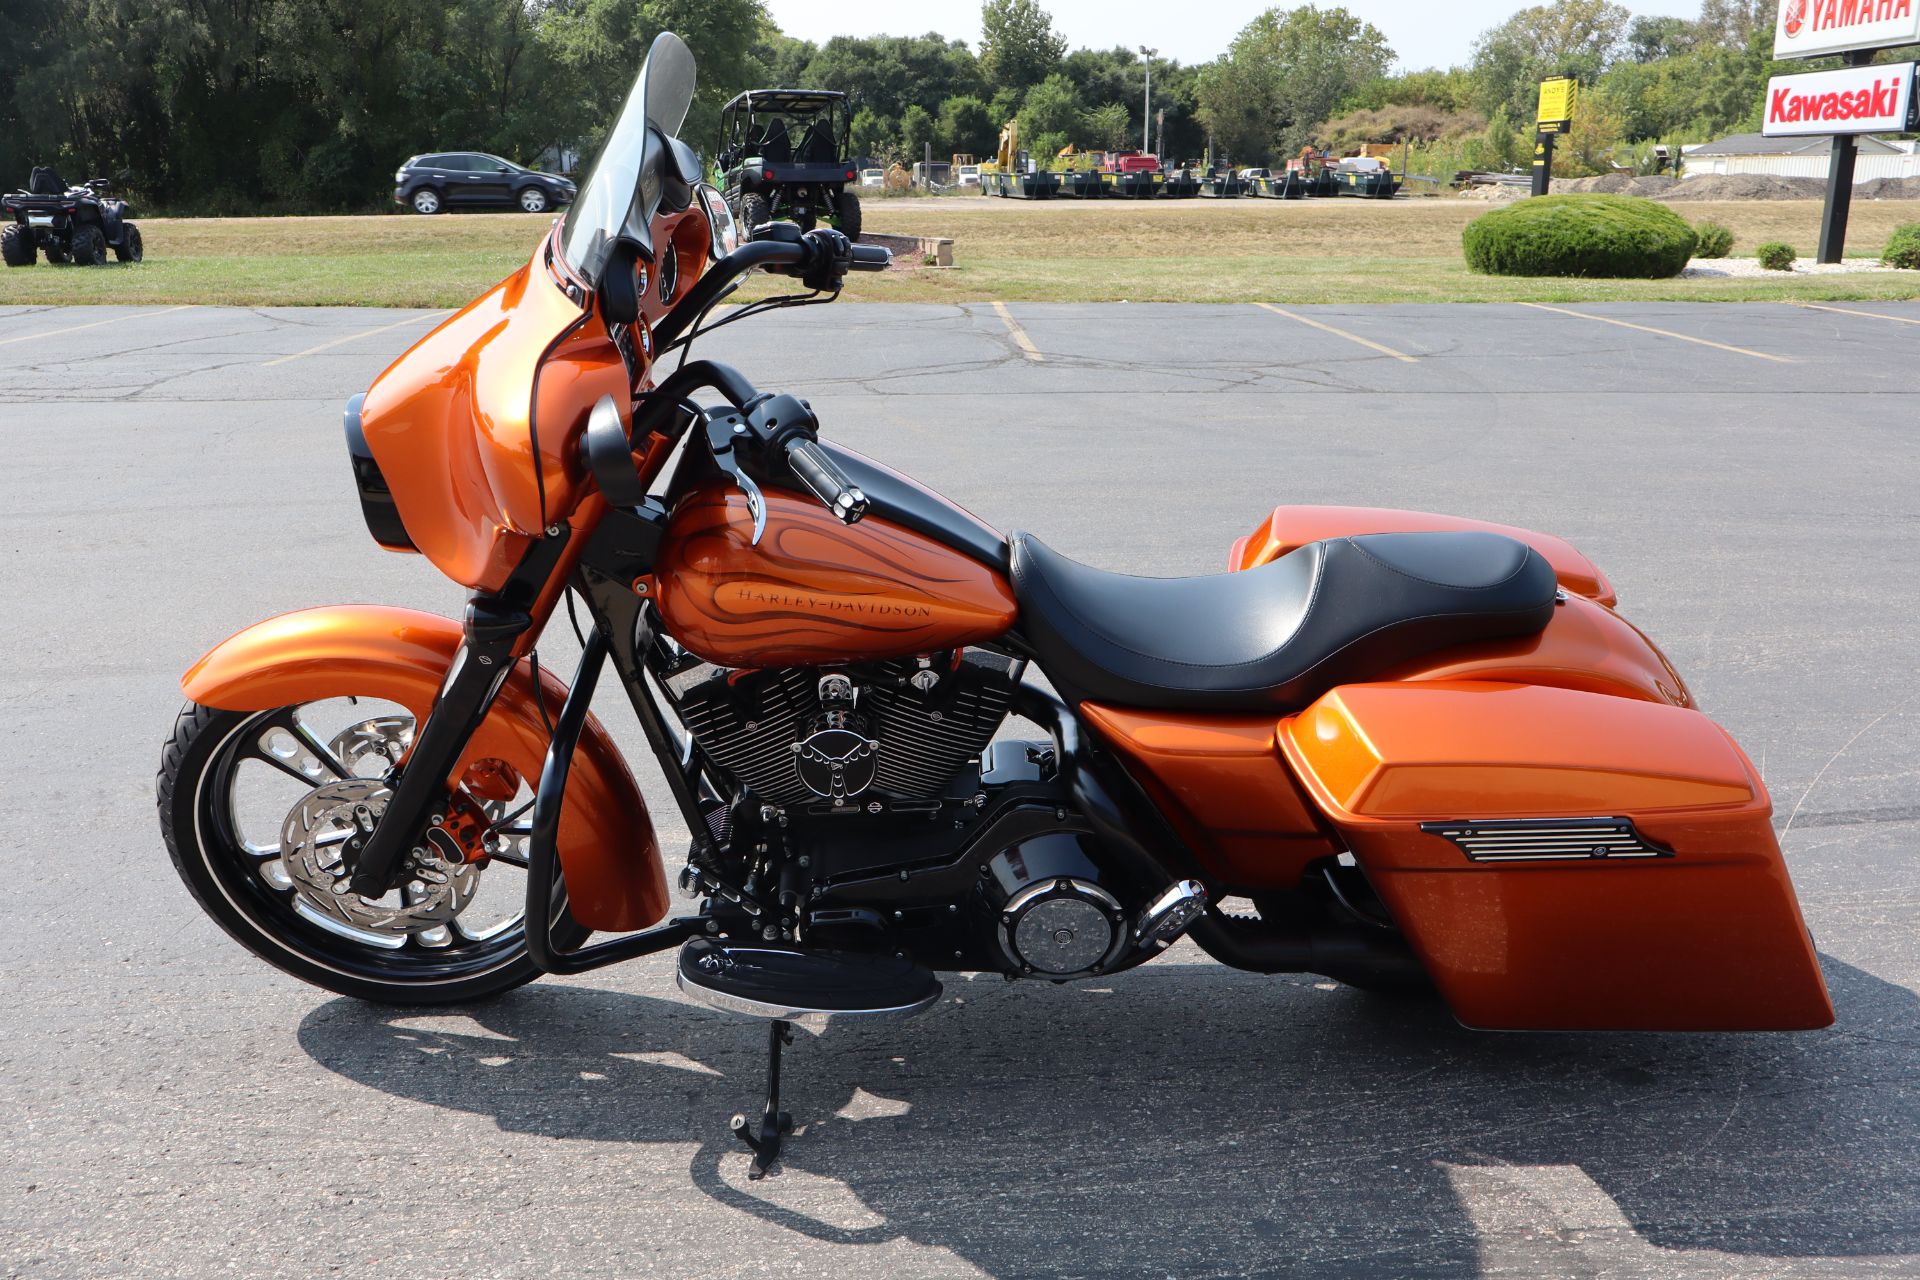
[1536,77,1578,133]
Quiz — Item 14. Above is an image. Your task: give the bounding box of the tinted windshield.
[560,31,696,285]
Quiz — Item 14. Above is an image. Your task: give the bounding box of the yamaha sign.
[1775,0,1920,58]
[1763,61,1918,134]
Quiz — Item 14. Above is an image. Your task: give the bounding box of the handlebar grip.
[786,439,868,524]
[849,245,892,272]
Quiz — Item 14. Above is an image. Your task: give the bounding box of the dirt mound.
[1458,182,1526,201]
[1657,174,1829,201]
[1856,176,1920,200]
[1552,173,1677,197]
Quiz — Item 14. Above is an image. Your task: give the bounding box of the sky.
[762,0,1704,72]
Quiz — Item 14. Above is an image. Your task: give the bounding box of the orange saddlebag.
[1278,680,1832,1031]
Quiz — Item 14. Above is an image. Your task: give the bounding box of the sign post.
[1770,0,1920,262]
[1761,57,1917,260]
[1532,77,1576,197]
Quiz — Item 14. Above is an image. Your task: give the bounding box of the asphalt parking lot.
[3,297,1918,1279]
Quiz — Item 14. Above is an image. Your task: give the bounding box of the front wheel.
[517,186,548,214]
[157,698,584,1004]
[68,224,106,266]
[834,189,862,242]
[113,223,142,263]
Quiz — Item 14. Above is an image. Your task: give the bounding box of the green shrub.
[1755,242,1796,271]
[1692,221,1734,259]
[1461,194,1698,279]
[1883,222,1920,270]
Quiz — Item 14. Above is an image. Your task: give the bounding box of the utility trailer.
[1160,168,1200,198]
[1100,152,1163,198]
[1333,157,1403,198]
[1196,171,1249,197]
[982,168,1061,199]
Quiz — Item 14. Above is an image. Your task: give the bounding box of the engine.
[672,649,1017,811]
[671,649,1205,979]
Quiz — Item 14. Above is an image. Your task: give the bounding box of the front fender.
[181,605,666,933]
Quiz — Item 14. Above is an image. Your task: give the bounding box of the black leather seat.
[1008,531,1558,710]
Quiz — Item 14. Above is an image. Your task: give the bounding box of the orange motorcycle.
[158,35,1832,1177]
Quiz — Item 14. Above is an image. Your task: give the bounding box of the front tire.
[158,699,585,1005]
[113,223,143,263]
[834,189,862,242]
[518,186,548,214]
[0,223,32,267]
[68,224,107,266]
[411,187,443,215]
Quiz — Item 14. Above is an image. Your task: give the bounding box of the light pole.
[1139,46,1156,156]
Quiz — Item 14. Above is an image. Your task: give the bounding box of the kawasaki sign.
[1762,61,1917,135]
[1775,0,1920,59]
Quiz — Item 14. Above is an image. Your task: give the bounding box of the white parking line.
[1793,302,1920,327]
[1253,302,1418,363]
[0,304,194,349]
[1518,302,1793,363]
[262,311,450,366]
[990,301,1044,362]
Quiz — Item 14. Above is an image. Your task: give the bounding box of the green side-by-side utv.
[716,89,862,241]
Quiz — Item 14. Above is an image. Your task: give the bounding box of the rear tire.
[113,223,142,263]
[834,189,862,242]
[518,186,548,214]
[739,193,772,238]
[411,187,443,215]
[0,223,32,267]
[68,224,106,266]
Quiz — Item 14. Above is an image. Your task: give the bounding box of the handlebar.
[785,438,868,523]
[651,229,892,350]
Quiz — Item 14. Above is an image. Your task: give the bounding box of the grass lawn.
[1,198,1916,308]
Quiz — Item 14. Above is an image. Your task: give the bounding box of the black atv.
[2,167,143,267]
[716,90,862,242]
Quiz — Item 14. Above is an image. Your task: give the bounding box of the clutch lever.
[703,410,767,545]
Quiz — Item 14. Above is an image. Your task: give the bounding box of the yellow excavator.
[978,120,1058,198]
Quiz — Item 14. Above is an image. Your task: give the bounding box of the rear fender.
[181,605,667,933]
[1229,505,1616,607]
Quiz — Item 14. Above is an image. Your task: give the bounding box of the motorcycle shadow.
[297,954,1919,1278]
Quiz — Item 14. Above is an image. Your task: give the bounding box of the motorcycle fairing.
[1230,504,1617,606]
[1279,680,1833,1031]
[181,605,668,933]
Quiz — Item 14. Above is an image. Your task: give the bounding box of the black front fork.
[345,533,570,899]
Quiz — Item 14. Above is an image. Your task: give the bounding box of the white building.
[1681,133,1920,182]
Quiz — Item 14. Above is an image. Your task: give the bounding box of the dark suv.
[393,153,576,215]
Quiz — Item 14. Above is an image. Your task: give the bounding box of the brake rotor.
[278,778,479,940]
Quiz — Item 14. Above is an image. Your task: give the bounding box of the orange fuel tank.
[653,485,1018,667]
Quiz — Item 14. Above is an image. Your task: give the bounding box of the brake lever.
[704,411,766,545]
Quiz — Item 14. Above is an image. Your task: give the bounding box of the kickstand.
[730,1020,795,1179]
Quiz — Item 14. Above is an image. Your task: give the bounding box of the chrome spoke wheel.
[159,696,583,1002]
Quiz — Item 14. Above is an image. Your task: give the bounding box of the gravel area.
[1682,255,1909,277]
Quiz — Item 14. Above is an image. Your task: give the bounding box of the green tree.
[901,104,937,162]
[799,33,986,123]
[980,0,1067,93]
[1696,0,1772,47]
[1082,102,1131,150]
[1469,0,1631,121]
[851,107,899,163]
[1195,6,1394,162]
[1017,72,1082,155]
[937,95,997,156]
[1626,15,1698,61]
